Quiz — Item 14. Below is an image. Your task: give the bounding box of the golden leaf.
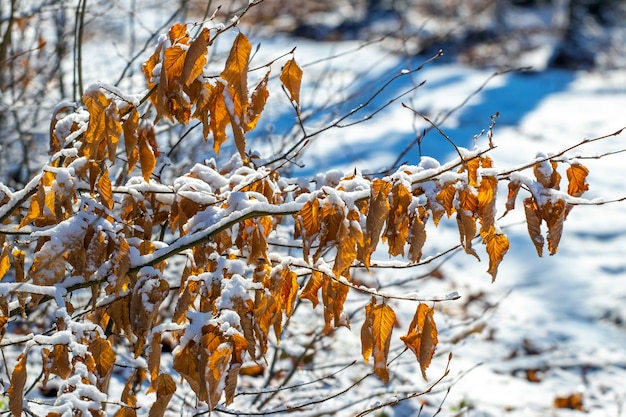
[173,340,206,401]
[361,299,395,383]
[8,352,28,416]
[138,125,157,182]
[82,88,109,160]
[181,27,210,86]
[385,183,412,257]
[566,163,589,197]
[168,23,189,45]
[89,337,115,380]
[456,206,479,260]
[322,274,349,331]
[208,82,229,154]
[130,276,169,354]
[12,248,25,283]
[400,303,438,380]
[523,197,544,257]
[97,169,113,210]
[313,201,344,262]
[227,107,247,162]
[484,229,509,282]
[105,102,122,164]
[245,71,270,132]
[123,108,140,174]
[436,182,457,218]
[361,179,391,268]
[221,32,251,119]
[505,179,521,212]
[163,45,187,86]
[542,199,565,255]
[0,244,10,281]
[333,210,361,278]
[533,160,560,189]
[42,344,71,385]
[148,374,176,417]
[280,58,303,111]
[206,343,232,409]
[408,206,428,263]
[19,184,45,227]
[296,198,320,261]
[300,269,324,307]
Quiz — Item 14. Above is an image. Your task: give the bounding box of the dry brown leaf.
[436,182,457,218]
[89,337,116,383]
[168,23,189,44]
[385,183,412,257]
[82,88,109,160]
[506,179,521,213]
[361,179,391,267]
[280,58,303,111]
[321,274,349,331]
[566,163,589,197]
[138,124,157,182]
[221,32,251,119]
[181,27,210,86]
[123,108,140,174]
[523,197,544,257]
[361,299,396,383]
[208,82,230,154]
[400,303,438,380]
[542,199,565,255]
[164,45,187,86]
[300,269,325,307]
[0,244,10,281]
[148,374,176,417]
[408,206,428,263]
[97,169,113,210]
[245,71,270,132]
[8,352,28,416]
[484,229,510,282]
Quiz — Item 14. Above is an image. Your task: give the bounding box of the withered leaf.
[484,229,509,282]
[361,298,396,384]
[524,197,544,257]
[400,303,438,381]
[566,163,589,197]
[8,352,28,416]
[280,58,303,111]
[181,27,210,86]
[221,32,251,119]
[148,374,176,417]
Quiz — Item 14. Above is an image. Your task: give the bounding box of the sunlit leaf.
[523,197,544,257]
[280,58,303,111]
[361,299,395,383]
[8,352,28,416]
[148,374,176,417]
[400,303,438,380]
[245,71,270,132]
[484,228,510,282]
[181,27,210,86]
[300,270,324,307]
[123,108,140,173]
[566,163,589,197]
[221,32,251,119]
[97,169,113,210]
[164,45,187,86]
[0,244,10,281]
[361,179,391,268]
[138,125,157,182]
[385,183,411,257]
